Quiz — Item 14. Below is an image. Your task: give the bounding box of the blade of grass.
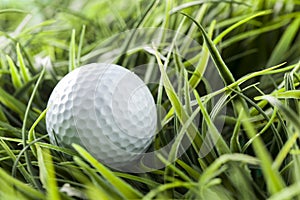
[272,133,298,170]
[0,168,44,199]
[267,17,300,66]
[37,145,60,200]
[259,95,300,131]
[214,10,272,45]
[0,138,33,184]
[189,20,215,90]
[194,90,230,154]
[77,25,86,66]
[6,55,23,89]
[239,103,285,194]
[16,43,31,83]
[69,29,76,72]
[198,153,259,185]
[153,44,214,163]
[21,67,45,190]
[143,181,196,200]
[170,0,250,14]
[181,12,235,85]
[0,105,8,122]
[221,20,290,48]
[73,144,143,199]
[230,110,242,152]
[85,183,112,200]
[12,134,48,178]
[73,156,124,200]
[0,9,28,14]
[268,182,300,200]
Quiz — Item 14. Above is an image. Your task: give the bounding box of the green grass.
[0,0,300,199]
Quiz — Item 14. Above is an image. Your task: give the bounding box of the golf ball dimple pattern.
[46,63,157,168]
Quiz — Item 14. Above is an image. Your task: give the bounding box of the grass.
[0,0,300,199]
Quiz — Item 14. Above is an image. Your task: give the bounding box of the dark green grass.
[0,0,300,199]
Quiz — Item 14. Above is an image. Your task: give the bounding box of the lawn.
[0,0,300,199]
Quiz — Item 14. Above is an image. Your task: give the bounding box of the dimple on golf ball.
[46,63,157,168]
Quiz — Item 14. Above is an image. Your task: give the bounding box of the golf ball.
[46,63,157,168]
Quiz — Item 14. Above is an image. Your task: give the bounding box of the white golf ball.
[46,63,157,168]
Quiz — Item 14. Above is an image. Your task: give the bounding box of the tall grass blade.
[16,43,31,83]
[73,144,143,199]
[37,145,60,200]
[6,55,22,89]
[267,17,300,66]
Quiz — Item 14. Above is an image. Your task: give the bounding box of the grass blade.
[16,43,31,83]
[0,168,44,199]
[73,144,143,199]
[239,103,285,194]
[267,17,300,66]
[181,12,235,86]
[6,55,23,89]
[37,145,60,200]
[21,67,45,190]
[69,29,76,72]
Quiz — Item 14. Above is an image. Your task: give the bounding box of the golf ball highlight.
[46,63,157,168]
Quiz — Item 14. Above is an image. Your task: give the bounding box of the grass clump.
[0,0,300,199]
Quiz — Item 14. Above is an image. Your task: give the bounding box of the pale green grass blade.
[0,177,28,200]
[37,145,60,200]
[230,111,242,152]
[239,103,285,194]
[28,108,48,157]
[272,133,298,170]
[0,139,33,184]
[193,90,230,154]
[242,107,279,152]
[114,172,159,187]
[73,156,124,200]
[73,144,143,199]
[198,153,259,185]
[268,182,300,200]
[189,20,214,89]
[284,72,299,114]
[86,183,112,200]
[21,67,45,190]
[170,0,250,14]
[214,10,272,45]
[153,45,213,162]
[16,43,31,83]
[267,17,300,66]
[0,86,27,115]
[0,168,44,199]
[181,12,235,85]
[228,87,283,148]
[69,29,76,72]
[176,159,200,180]
[166,106,200,180]
[158,153,193,183]
[0,9,28,14]
[6,55,23,89]
[259,95,300,131]
[143,181,195,200]
[36,142,76,156]
[221,20,290,48]
[77,25,86,66]
[255,90,300,99]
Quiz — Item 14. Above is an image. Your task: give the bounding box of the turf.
[0,0,300,199]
